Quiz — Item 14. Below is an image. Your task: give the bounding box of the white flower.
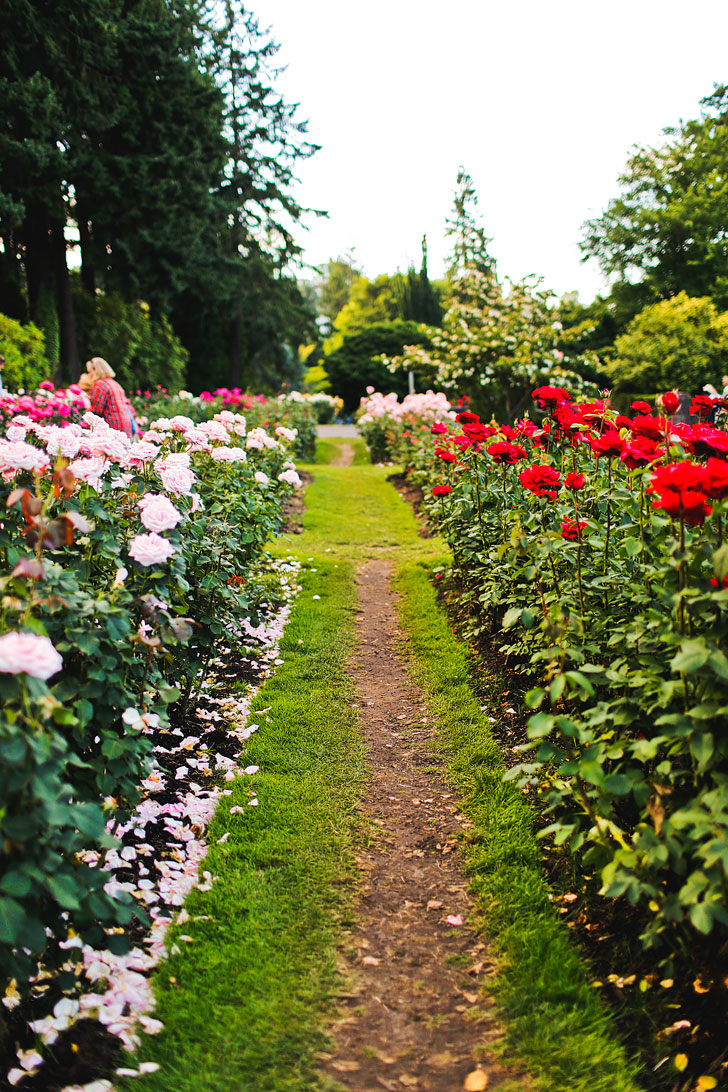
[278,469,301,488]
[254,471,269,485]
[113,566,128,588]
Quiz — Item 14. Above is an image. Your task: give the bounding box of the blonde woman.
[83,357,136,436]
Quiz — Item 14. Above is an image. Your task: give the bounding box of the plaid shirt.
[90,378,134,436]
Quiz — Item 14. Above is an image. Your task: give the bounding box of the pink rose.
[158,465,196,496]
[0,632,63,680]
[128,533,177,567]
[138,493,183,532]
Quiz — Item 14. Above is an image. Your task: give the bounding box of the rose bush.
[0,395,301,993]
[378,383,728,954]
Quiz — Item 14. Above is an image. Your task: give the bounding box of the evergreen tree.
[445,168,495,279]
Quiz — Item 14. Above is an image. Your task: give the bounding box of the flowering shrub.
[356,388,457,463]
[389,385,728,952]
[131,387,326,459]
[0,401,301,993]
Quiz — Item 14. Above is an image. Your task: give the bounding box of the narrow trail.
[320,558,520,1092]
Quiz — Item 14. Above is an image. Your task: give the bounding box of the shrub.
[73,288,188,393]
[323,321,435,413]
[0,313,51,391]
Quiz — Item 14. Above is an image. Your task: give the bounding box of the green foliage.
[324,321,435,413]
[388,269,598,420]
[326,274,403,351]
[582,84,728,309]
[318,254,361,325]
[402,399,728,959]
[607,292,728,392]
[0,312,51,390]
[73,288,188,394]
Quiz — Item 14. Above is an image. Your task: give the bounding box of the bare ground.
[319,560,529,1092]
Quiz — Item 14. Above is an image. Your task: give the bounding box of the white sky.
[256,0,728,302]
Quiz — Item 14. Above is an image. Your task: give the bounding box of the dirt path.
[320,560,522,1092]
[331,441,355,466]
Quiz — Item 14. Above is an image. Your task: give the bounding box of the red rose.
[560,518,587,540]
[463,423,497,443]
[590,430,623,458]
[487,441,528,464]
[631,415,669,441]
[652,488,712,525]
[565,471,585,490]
[690,424,728,460]
[710,574,728,588]
[500,424,516,441]
[703,457,728,499]
[650,462,707,494]
[661,391,680,415]
[631,400,652,414]
[432,485,453,496]
[532,386,571,411]
[455,411,480,425]
[519,464,562,497]
[435,446,458,464]
[690,395,714,421]
[620,437,661,469]
[615,415,634,430]
[431,422,449,435]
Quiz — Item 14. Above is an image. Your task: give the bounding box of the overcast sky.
[257,0,728,302]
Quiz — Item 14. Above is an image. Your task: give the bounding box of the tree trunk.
[230,310,242,387]
[77,206,96,296]
[52,220,80,380]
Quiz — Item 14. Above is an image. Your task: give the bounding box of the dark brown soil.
[280,471,313,533]
[320,560,532,1092]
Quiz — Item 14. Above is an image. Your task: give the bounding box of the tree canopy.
[606,292,728,394]
[0,0,318,390]
[581,85,728,314]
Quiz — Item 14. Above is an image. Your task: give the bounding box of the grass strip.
[395,559,643,1092]
[121,558,366,1092]
[313,436,369,466]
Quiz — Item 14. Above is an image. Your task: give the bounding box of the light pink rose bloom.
[168,415,195,432]
[156,451,191,469]
[138,493,183,532]
[0,632,63,680]
[190,492,203,513]
[128,533,177,567]
[278,468,302,487]
[197,421,230,443]
[210,446,246,463]
[254,471,269,485]
[88,430,130,461]
[158,465,196,496]
[0,440,51,476]
[67,456,109,491]
[125,441,160,467]
[276,426,297,443]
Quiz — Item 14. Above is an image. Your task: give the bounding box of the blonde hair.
[87,356,115,379]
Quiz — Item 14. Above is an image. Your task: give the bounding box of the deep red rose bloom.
[690,424,728,459]
[515,418,537,438]
[703,457,728,499]
[435,446,458,464]
[487,441,528,464]
[661,391,680,415]
[432,485,453,496]
[620,437,661,469]
[455,411,480,425]
[690,395,714,421]
[650,462,707,494]
[710,574,728,588]
[519,464,562,497]
[431,422,449,435]
[451,435,473,450]
[576,400,610,426]
[500,424,516,441]
[615,415,634,430]
[591,430,623,458]
[565,471,585,490]
[631,415,669,441]
[631,400,652,414]
[463,423,497,443]
[532,386,571,411]
[560,518,587,540]
[652,488,712,525]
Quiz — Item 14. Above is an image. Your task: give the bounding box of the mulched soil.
[280,470,313,533]
[320,559,532,1092]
